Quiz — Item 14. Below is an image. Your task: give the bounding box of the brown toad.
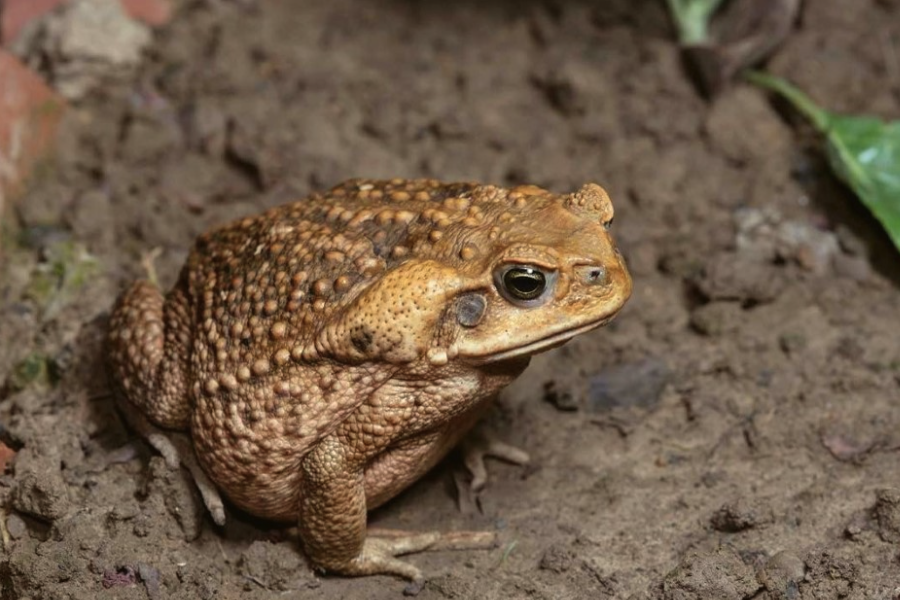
[107,178,632,588]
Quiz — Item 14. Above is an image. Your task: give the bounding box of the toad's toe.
[336,529,497,595]
[461,434,530,493]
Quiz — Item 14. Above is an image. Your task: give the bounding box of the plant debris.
[749,70,900,254]
[667,0,801,96]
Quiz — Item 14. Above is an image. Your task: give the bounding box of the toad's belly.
[190,401,488,523]
[190,424,307,522]
[363,402,489,510]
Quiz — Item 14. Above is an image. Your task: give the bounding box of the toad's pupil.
[504,268,545,300]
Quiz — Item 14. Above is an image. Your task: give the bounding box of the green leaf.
[25,240,99,321]
[665,0,727,45]
[8,353,54,391]
[747,70,900,253]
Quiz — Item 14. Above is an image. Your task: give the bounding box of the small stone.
[733,206,840,275]
[587,358,670,412]
[832,252,871,282]
[694,252,785,305]
[542,380,579,412]
[6,512,27,539]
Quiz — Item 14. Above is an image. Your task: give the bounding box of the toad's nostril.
[576,265,608,286]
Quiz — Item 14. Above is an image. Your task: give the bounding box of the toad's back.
[185,179,487,335]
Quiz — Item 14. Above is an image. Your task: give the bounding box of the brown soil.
[3,1,900,599]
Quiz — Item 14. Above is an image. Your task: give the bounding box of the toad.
[107,178,632,589]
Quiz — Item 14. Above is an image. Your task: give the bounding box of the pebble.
[542,380,579,412]
[587,358,670,412]
[6,512,27,539]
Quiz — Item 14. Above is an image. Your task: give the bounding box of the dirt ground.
[3,0,900,598]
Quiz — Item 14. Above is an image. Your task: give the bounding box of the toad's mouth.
[464,315,615,365]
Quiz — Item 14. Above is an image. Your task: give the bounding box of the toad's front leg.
[298,435,495,593]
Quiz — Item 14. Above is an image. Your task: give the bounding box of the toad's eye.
[504,268,544,299]
[495,265,557,306]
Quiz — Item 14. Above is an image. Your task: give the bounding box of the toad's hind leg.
[299,435,497,594]
[107,280,192,428]
[107,280,225,525]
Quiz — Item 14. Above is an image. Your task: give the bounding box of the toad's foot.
[122,407,226,526]
[344,529,497,595]
[461,433,530,493]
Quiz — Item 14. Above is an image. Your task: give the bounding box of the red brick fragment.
[120,0,172,27]
[0,0,63,45]
[0,441,16,472]
[0,49,65,217]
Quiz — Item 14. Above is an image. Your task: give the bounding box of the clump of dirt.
[2,1,900,599]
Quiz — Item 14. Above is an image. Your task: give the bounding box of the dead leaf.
[821,429,873,462]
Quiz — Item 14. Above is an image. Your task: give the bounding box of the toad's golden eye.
[494,265,557,306]
[503,267,545,300]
